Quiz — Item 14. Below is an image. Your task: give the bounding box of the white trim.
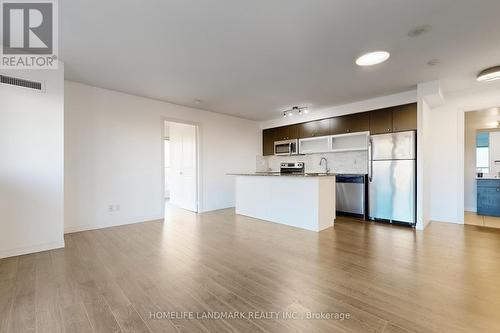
[0,240,65,259]
[331,148,368,153]
[64,215,164,234]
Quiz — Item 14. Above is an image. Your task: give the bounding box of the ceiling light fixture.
[356,51,390,66]
[283,106,309,117]
[477,66,500,82]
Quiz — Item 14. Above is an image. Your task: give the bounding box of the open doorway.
[463,108,500,228]
[163,120,199,212]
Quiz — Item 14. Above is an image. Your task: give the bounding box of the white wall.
[0,65,65,258]
[425,83,500,224]
[64,81,260,233]
[464,120,478,211]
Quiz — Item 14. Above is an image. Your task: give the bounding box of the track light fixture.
[283,106,308,118]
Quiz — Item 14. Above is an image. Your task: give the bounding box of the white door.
[169,122,198,212]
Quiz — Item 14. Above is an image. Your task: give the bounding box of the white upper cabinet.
[299,135,331,154]
[298,131,369,155]
[331,132,369,152]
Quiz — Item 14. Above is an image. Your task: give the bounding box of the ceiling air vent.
[0,75,44,91]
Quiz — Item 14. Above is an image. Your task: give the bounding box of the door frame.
[457,102,500,224]
[161,117,202,214]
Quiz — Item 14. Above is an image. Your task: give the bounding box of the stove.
[280,162,305,175]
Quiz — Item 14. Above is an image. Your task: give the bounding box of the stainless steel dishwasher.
[336,175,366,218]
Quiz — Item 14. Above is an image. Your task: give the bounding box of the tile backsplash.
[256,151,368,174]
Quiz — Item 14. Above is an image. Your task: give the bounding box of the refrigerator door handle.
[368,138,373,182]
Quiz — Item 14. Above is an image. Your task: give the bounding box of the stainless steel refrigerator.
[368,131,416,225]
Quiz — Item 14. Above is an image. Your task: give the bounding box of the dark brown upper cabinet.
[273,124,299,141]
[298,119,331,138]
[331,112,369,135]
[273,126,289,142]
[262,124,300,156]
[369,107,393,134]
[262,128,277,156]
[392,103,417,132]
[262,103,418,155]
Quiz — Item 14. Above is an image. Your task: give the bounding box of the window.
[476,132,489,174]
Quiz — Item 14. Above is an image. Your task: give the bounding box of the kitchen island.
[229,173,336,232]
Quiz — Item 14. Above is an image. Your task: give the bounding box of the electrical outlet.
[108,205,114,212]
[115,204,120,211]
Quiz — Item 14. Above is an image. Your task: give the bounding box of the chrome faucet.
[319,157,330,173]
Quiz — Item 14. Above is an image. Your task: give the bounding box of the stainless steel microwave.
[274,139,298,156]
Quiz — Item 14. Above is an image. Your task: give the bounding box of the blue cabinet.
[477,179,500,217]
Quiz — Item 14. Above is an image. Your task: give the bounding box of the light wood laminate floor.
[464,210,500,229]
[1,207,500,333]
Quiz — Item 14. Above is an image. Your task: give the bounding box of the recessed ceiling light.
[477,66,500,82]
[356,51,390,67]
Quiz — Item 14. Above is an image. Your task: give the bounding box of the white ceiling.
[60,0,500,121]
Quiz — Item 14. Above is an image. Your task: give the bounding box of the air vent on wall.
[0,75,43,91]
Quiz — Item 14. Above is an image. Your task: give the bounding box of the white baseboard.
[430,219,464,225]
[64,216,164,234]
[0,240,65,259]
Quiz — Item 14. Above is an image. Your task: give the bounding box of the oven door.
[274,140,297,155]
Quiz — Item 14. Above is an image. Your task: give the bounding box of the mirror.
[476,130,500,177]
